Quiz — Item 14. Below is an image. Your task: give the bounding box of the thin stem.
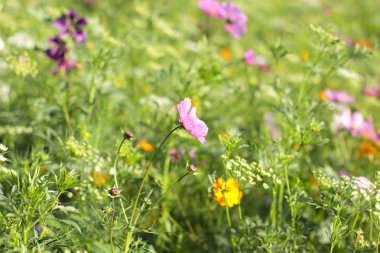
[63,77,72,132]
[284,164,296,250]
[124,125,182,253]
[224,193,236,253]
[110,198,115,253]
[270,186,277,227]
[138,172,190,225]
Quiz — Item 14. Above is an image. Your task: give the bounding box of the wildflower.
[108,187,120,196]
[264,112,280,140]
[213,177,243,207]
[45,35,76,73]
[220,47,232,60]
[221,2,247,39]
[170,147,185,163]
[0,144,8,152]
[54,10,87,44]
[137,139,155,152]
[198,0,226,18]
[244,49,256,65]
[301,50,310,61]
[358,141,378,158]
[256,55,270,72]
[123,130,133,140]
[35,223,43,237]
[354,176,373,191]
[320,89,354,103]
[177,98,208,144]
[0,155,7,162]
[187,164,197,174]
[363,86,379,97]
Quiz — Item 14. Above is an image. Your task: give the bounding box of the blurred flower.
[187,164,197,174]
[264,112,280,140]
[213,177,243,207]
[198,1,247,39]
[0,37,4,51]
[7,32,35,49]
[301,50,310,61]
[177,98,208,144]
[170,147,185,163]
[123,130,133,140]
[363,85,379,97]
[45,35,76,73]
[220,47,232,60]
[244,49,256,65]
[35,223,43,237]
[198,0,225,18]
[354,176,373,191]
[256,55,269,72]
[89,171,106,185]
[320,89,354,103]
[221,2,247,39]
[0,144,8,152]
[54,10,87,44]
[108,187,120,196]
[358,141,378,158]
[137,139,155,152]
[354,38,372,49]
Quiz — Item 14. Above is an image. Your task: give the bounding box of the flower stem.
[224,196,236,253]
[124,125,182,253]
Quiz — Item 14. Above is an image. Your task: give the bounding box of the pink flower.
[363,86,379,97]
[177,98,208,144]
[354,176,373,191]
[221,2,247,39]
[244,49,256,65]
[322,89,354,103]
[198,0,225,18]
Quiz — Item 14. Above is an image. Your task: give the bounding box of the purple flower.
[363,86,379,97]
[45,36,76,73]
[221,2,247,39]
[244,49,256,65]
[354,176,373,191]
[198,0,226,18]
[54,10,87,44]
[321,89,355,103]
[170,147,185,163]
[177,98,208,144]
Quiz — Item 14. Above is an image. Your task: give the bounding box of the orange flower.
[301,50,310,61]
[213,177,243,207]
[137,139,155,152]
[359,141,378,158]
[220,47,232,60]
[319,90,328,100]
[89,171,106,185]
[354,38,372,49]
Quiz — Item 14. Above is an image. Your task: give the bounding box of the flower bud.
[123,130,133,140]
[108,187,120,196]
[188,164,197,174]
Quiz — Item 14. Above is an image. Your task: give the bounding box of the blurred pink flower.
[170,147,185,163]
[321,89,354,103]
[354,176,373,191]
[264,112,280,140]
[363,86,379,97]
[177,98,208,144]
[244,49,256,65]
[221,2,247,39]
[198,0,225,18]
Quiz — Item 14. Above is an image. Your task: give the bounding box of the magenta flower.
[322,89,354,103]
[244,49,256,65]
[45,35,76,73]
[221,2,247,39]
[54,10,87,44]
[198,0,226,18]
[177,98,208,144]
[363,86,379,97]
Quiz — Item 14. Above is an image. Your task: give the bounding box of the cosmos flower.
[320,89,355,103]
[244,49,256,65]
[54,10,87,44]
[198,0,226,18]
[221,2,247,39]
[213,177,243,207]
[363,86,379,97]
[170,147,185,163]
[177,98,208,144]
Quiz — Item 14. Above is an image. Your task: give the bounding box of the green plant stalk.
[270,186,277,227]
[63,77,72,132]
[278,183,284,225]
[138,172,190,224]
[224,193,236,253]
[284,164,296,250]
[113,137,129,224]
[110,198,115,253]
[124,125,182,253]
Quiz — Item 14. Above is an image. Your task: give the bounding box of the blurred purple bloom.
[198,0,225,18]
[363,86,379,97]
[170,147,185,163]
[264,112,280,140]
[355,176,373,191]
[54,10,87,44]
[322,89,355,103]
[221,2,247,39]
[244,49,256,65]
[45,36,76,73]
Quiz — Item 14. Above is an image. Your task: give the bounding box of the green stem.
[270,186,277,227]
[284,164,296,250]
[113,137,129,224]
[63,77,72,132]
[124,125,182,253]
[110,198,115,253]
[224,194,236,253]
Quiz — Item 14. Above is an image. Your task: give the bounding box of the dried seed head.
[108,187,120,196]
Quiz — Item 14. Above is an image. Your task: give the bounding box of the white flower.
[0,144,8,152]
[0,37,4,51]
[0,155,7,162]
[7,32,35,49]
